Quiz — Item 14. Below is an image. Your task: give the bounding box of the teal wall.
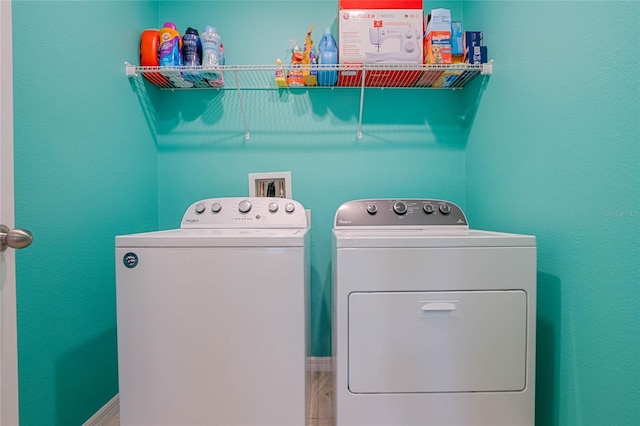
[463,1,640,426]
[12,1,159,424]
[10,1,640,425]
[154,0,467,357]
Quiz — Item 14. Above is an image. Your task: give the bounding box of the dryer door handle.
[420,301,458,312]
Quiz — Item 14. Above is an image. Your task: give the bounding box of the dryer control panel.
[181,197,308,229]
[334,199,467,228]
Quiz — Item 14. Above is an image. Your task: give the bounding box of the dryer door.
[348,290,528,394]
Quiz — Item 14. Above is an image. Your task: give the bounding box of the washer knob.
[195,203,206,214]
[393,201,407,215]
[366,204,378,215]
[268,202,279,213]
[238,200,252,213]
[439,203,451,214]
[284,202,296,213]
[211,202,222,213]
[423,204,435,214]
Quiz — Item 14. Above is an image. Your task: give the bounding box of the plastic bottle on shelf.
[302,26,318,86]
[201,26,223,81]
[206,42,225,87]
[181,27,202,82]
[286,44,304,87]
[275,58,287,87]
[317,28,338,86]
[139,29,169,86]
[159,22,182,67]
[159,22,191,87]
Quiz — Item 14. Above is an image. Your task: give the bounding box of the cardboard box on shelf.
[431,69,463,88]
[425,8,451,33]
[423,8,452,64]
[338,0,423,87]
[463,31,483,62]
[451,21,463,55]
[413,69,445,87]
[424,31,451,64]
[468,45,488,64]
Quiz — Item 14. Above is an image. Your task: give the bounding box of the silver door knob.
[0,224,33,251]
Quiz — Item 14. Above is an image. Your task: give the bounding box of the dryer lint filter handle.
[334,199,468,229]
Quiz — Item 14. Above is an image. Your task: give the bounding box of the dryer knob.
[439,203,451,214]
[284,202,296,213]
[423,204,435,214]
[238,200,252,213]
[393,201,407,215]
[367,204,378,215]
[195,203,206,214]
[211,202,222,213]
[268,202,279,213]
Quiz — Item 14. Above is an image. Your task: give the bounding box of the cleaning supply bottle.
[201,26,223,81]
[275,58,287,87]
[286,44,304,87]
[139,29,169,86]
[317,27,338,86]
[302,25,318,86]
[159,22,182,67]
[181,27,202,82]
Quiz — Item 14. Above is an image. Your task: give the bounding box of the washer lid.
[116,228,308,248]
[334,199,468,230]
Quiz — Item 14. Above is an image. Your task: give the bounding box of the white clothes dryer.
[332,199,536,426]
[116,197,310,426]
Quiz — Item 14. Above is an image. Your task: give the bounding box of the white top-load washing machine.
[116,197,310,426]
[332,199,536,426]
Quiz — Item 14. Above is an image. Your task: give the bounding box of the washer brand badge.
[338,220,352,224]
[185,218,199,223]
[123,252,139,269]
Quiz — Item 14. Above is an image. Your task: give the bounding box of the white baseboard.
[83,394,119,426]
[308,356,333,372]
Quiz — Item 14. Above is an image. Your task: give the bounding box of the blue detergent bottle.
[182,27,202,82]
[317,28,338,86]
[201,26,223,80]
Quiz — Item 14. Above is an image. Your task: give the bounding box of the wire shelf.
[125,61,492,139]
[125,62,492,91]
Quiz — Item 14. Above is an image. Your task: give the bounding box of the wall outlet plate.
[248,171,292,199]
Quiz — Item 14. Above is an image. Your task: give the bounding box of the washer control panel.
[181,197,308,229]
[334,199,467,228]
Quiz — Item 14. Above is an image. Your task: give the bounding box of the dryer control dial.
[268,202,279,213]
[423,204,435,214]
[211,202,222,213]
[439,203,451,215]
[367,204,378,214]
[195,203,206,214]
[238,200,252,213]
[393,201,408,215]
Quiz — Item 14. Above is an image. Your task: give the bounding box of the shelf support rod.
[357,67,366,139]
[233,68,250,140]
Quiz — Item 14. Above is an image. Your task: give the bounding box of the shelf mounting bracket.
[125,62,138,78]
